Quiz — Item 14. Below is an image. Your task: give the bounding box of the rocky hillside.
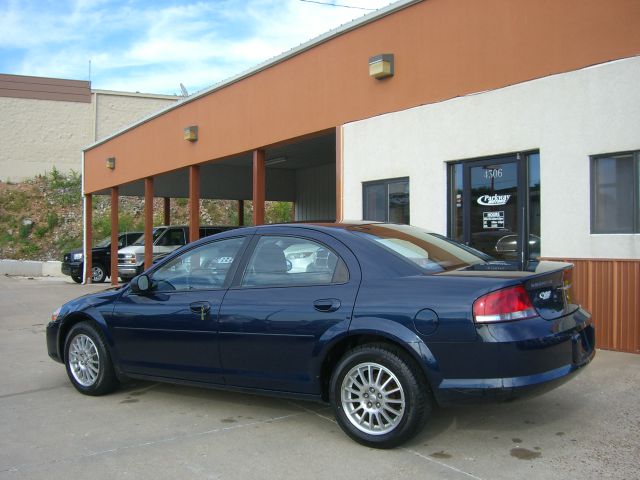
[0,169,292,261]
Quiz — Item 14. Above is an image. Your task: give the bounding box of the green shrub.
[19,243,41,258]
[56,235,82,253]
[34,226,49,238]
[46,212,59,229]
[19,222,32,238]
[266,201,293,224]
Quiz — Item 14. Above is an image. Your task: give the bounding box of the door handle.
[313,298,341,313]
[189,302,212,320]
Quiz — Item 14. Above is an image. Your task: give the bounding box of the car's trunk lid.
[523,267,578,320]
[439,260,580,320]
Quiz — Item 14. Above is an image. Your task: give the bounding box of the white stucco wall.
[0,90,178,181]
[0,96,92,181]
[343,56,640,260]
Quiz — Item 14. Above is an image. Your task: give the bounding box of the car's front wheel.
[64,322,118,396]
[71,274,82,284]
[330,344,431,448]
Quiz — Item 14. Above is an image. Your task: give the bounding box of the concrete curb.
[0,259,65,277]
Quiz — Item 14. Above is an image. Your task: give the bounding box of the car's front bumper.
[46,321,62,363]
[61,262,81,277]
[428,307,595,406]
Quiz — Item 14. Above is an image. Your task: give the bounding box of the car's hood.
[118,245,142,254]
[59,287,123,318]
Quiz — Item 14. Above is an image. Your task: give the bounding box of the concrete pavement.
[0,275,638,479]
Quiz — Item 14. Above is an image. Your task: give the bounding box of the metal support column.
[253,149,265,226]
[189,166,200,242]
[144,177,154,270]
[110,186,119,286]
[84,194,92,284]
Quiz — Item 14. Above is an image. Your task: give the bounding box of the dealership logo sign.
[477,194,511,206]
[539,290,552,300]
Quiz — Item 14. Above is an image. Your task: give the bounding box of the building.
[0,73,179,181]
[81,0,639,353]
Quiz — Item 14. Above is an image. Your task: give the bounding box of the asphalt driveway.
[1,275,638,479]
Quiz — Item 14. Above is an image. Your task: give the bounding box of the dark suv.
[62,232,142,283]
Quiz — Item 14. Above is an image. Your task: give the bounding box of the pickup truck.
[117,225,235,281]
[62,232,143,283]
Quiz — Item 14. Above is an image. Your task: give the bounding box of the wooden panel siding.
[0,73,91,103]
[546,258,640,354]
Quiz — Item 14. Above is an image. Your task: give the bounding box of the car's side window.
[241,236,349,288]
[156,228,186,247]
[152,237,245,291]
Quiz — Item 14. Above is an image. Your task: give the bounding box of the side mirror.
[130,274,151,294]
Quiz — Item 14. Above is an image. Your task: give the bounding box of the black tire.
[71,274,82,284]
[330,344,431,448]
[91,263,107,283]
[64,322,118,396]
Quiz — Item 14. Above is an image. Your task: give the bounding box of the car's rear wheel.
[64,322,118,396]
[91,263,107,283]
[330,344,431,448]
[71,274,82,284]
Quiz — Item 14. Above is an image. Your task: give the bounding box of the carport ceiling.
[93,132,335,200]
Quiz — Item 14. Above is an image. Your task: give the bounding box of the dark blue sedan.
[46,223,595,448]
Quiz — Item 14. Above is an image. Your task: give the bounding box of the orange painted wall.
[547,259,640,354]
[84,0,640,193]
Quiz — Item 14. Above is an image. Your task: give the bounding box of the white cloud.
[0,0,395,93]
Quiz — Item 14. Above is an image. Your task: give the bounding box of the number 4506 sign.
[484,168,503,179]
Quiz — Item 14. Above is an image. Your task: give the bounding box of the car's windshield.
[95,237,111,248]
[132,228,165,246]
[350,224,486,273]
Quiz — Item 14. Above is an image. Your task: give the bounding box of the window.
[152,237,245,291]
[350,223,485,273]
[132,227,165,246]
[242,236,348,287]
[156,228,186,247]
[363,177,409,224]
[591,152,640,233]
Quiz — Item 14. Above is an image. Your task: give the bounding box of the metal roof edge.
[83,0,423,153]
[91,89,180,100]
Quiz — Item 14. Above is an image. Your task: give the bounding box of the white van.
[117,225,234,281]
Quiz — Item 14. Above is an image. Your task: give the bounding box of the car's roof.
[257,220,381,230]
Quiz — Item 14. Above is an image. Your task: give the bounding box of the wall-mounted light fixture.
[106,157,116,169]
[266,156,287,166]
[184,125,198,142]
[369,54,394,79]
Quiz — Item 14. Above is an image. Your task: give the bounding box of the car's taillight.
[562,268,574,305]
[473,285,537,323]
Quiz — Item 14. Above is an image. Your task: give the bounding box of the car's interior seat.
[243,243,288,286]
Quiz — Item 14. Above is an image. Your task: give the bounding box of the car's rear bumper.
[429,307,595,406]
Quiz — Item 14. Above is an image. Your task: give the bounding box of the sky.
[0,0,394,96]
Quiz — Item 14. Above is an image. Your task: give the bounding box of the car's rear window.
[95,237,111,248]
[349,224,486,273]
[132,228,165,246]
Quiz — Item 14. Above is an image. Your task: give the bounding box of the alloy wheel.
[340,362,406,435]
[68,334,100,387]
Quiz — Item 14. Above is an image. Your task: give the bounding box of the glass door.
[467,157,521,259]
[449,152,539,263]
